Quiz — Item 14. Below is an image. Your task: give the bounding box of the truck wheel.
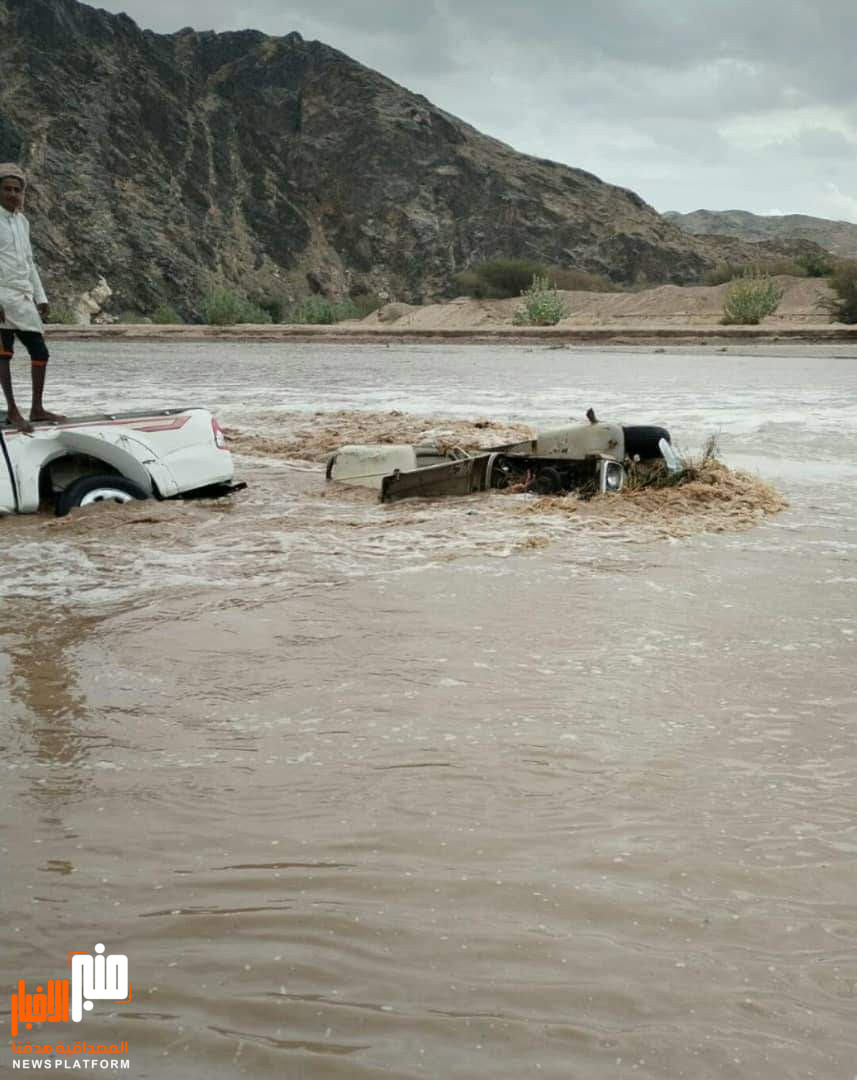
[529,466,564,495]
[54,474,149,517]
[623,425,671,460]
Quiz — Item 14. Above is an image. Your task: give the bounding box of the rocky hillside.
[666,209,857,260]
[0,0,821,319]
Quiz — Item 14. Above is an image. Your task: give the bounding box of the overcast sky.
[94,0,857,222]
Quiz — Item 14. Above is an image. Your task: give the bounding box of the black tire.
[529,466,564,495]
[54,474,149,517]
[623,425,671,460]
[488,455,512,489]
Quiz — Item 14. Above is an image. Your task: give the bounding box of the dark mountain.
[0,0,819,318]
[666,209,857,260]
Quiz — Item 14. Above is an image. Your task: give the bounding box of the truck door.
[0,431,18,513]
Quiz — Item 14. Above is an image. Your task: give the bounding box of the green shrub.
[286,296,363,325]
[759,257,804,277]
[200,288,273,325]
[241,301,274,324]
[703,262,746,285]
[818,259,857,323]
[200,288,242,325]
[705,259,804,285]
[452,270,484,297]
[116,311,152,324]
[455,258,619,299]
[795,251,834,277]
[152,304,184,324]
[455,257,546,299]
[546,267,620,292]
[46,306,76,325]
[350,292,385,318]
[287,297,337,324]
[720,273,784,325]
[253,295,285,323]
[513,274,569,326]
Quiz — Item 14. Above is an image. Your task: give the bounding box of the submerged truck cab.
[327,418,672,502]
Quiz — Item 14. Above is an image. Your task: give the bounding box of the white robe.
[0,205,47,333]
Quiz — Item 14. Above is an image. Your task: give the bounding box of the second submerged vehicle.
[327,411,674,502]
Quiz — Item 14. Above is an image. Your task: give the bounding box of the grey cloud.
[98,2,857,112]
[97,0,461,76]
[787,128,857,159]
[87,1,857,219]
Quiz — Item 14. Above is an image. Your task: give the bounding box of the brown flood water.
[2,342,857,1079]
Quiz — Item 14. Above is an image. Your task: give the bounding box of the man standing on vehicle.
[0,163,64,432]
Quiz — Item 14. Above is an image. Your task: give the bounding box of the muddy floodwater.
[2,342,856,1079]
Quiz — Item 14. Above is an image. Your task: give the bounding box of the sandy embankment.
[46,277,857,344]
[366,276,834,329]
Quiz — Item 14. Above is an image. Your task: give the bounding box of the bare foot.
[8,409,33,433]
[30,408,66,424]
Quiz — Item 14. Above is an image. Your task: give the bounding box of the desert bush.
[720,273,784,325]
[152,304,184,324]
[454,257,546,299]
[705,258,804,285]
[286,296,331,324]
[235,299,273,324]
[201,288,273,325]
[455,258,619,299]
[452,270,484,297]
[513,274,569,326]
[545,267,620,292]
[703,262,747,285]
[350,292,385,318]
[795,251,834,277]
[759,257,804,277]
[287,296,363,325]
[200,289,242,325]
[818,259,857,323]
[252,295,286,323]
[764,257,803,274]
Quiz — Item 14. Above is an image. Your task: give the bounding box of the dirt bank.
[45,276,857,345]
[366,276,834,329]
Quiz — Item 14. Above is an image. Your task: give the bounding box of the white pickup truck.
[0,407,238,516]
